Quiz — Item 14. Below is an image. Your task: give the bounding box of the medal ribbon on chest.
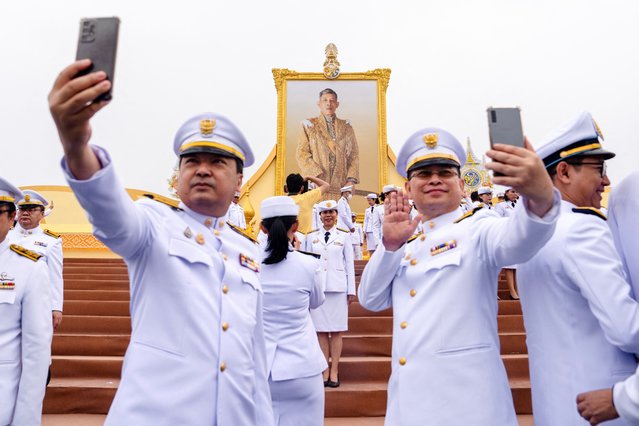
[430,240,457,256]
[0,272,16,290]
[240,253,260,272]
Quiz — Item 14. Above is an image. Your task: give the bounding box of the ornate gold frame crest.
[272,45,391,196]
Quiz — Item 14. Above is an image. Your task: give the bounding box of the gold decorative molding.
[61,233,107,250]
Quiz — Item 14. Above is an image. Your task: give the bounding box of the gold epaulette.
[337,228,350,233]
[44,229,61,239]
[407,232,423,243]
[10,244,42,262]
[454,205,483,224]
[228,223,258,244]
[572,207,607,221]
[142,193,181,209]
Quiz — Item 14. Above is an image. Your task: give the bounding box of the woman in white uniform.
[304,200,356,388]
[259,196,327,426]
[495,187,520,300]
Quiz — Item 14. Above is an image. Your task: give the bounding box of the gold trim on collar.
[406,153,460,172]
[180,141,245,161]
[559,143,601,158]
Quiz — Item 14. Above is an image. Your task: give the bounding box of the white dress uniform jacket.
[226,202,246,229]
[261,249,327,380]
[351,222,363,260]
[373,204,385,243]
[363,205,381,250]
[605,171,639,423]
[62,147,273,426]
[0,241,52,426]
[337,196,354,231]
[8,224,64,312]
[304,227,355,295]
[494,200,517,217]
[358,194,561,426]
[518,200,639,426]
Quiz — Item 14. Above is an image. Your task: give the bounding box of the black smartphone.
[487,107,525,148]
[75,17,120,102]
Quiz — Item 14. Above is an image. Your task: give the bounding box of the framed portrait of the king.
[273,68,391,212]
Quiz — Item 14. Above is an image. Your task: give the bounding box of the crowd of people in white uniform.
[2,56,639,426]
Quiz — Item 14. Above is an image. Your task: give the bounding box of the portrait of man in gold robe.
[296,88,360,191]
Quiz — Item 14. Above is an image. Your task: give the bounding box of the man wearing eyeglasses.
[517,111,639,425]
[8,190,64,331]
[358,126,559,425]
[0,178,52,426]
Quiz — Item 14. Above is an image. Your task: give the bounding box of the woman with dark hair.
[259,196,327,426]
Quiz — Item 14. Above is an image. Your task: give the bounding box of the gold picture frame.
[272,68,391,210]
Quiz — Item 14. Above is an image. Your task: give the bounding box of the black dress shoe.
[327,378,340,388]
[324,379,329,387]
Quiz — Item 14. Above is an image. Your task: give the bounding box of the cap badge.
[326,202,333,208]
[24,194,31,202]
[424,133,438,149]
[592,118,604,140]
[200,119,216,136]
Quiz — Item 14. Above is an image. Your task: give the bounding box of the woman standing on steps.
[259,196,327,426]
[304,200,356,388]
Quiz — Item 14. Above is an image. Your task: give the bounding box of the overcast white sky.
[2,0,638,196]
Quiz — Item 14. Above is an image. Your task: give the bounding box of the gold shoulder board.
[44,229,62,239]
[142,193,181,210]
[407,232,423,243]
[454,205,483,224]
[572,207,607,221]
[10,244,42,262]
[337,228,350,233]
[228,223,258,244]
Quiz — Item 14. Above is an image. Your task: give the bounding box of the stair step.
[43,378,118,414]
[65,280,130,291]
[64,290,130,301]
[56,316,131,334]
[53,334,130,357]
[62,300,130,316]
[51,356,123,379]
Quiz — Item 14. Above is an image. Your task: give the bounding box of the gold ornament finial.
[323,43,341,79]
[200,119,216,136]
[423,133,438,149]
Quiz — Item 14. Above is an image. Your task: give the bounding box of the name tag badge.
[34,241,48,247]
[334,241,343,247]
[430,240,457,256]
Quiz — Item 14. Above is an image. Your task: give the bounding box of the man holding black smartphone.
[358,126,559,425]
[48,60,274,426]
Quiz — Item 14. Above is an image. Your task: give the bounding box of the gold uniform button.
[222,254,228,261]
[410,289,417,297]
[400,321,407,329]
[399,357,407,366]
[220,362,226,372]
[420,235,426,241]
[204,218,212,227]
[222,322,229,331]
[222,285,229,294]
[195,234,205,245]
[404,254,411,260]
[214,230,220,236]
[428,222,435,229]
[410,259,417,266]
[219,220,225,228]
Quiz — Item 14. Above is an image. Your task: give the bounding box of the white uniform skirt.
[365,231,377,250]
[310,292,348,332]
[269,374,324,426]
